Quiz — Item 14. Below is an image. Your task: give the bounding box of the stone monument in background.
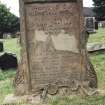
[12,0,97,104]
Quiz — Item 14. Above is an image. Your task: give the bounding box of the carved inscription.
[26,3,79,35]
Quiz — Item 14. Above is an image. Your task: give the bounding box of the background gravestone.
[14,0,97,100]
[85,17,97,33]
[0,53,17,70]
[0,41,3,52]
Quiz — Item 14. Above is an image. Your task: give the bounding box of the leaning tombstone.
[4,0,97,104]
[0,41,4,52]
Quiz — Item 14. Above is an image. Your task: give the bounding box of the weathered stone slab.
[87,43,105,52]
[24,1,83,91]
[3,94,27,105]
[13,0,97,103]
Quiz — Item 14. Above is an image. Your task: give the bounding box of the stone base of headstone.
[3,94,28,105]
[3,94,43,105]
[3,94,51,105]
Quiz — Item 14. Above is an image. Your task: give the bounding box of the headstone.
[0,41,3,52]
[85,17,96,33]
[101,21,105,28]
[99,21,105,28]
[0,53,18,70]
[3,33,11,39]
[0,34,3,39]
[9,0,97,104]
[95,21,98,30]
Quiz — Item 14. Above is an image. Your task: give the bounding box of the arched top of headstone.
[23,0,77,3]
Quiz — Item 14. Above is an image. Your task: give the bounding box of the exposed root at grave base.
[72,84,99,96]
[7,81,100,105]
[3,88,104,105]
[3,80,103,105]
[69,80,99,96]
[38,80,100,99]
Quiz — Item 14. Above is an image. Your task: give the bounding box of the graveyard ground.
[0,28,105,104]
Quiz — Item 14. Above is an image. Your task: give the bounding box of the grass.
[90,51,105,90]
[0,77,14,104]
[0,38,21,59]
[88,28,105,89]
[0,28,105,104]
[0,70,16,81]
[88,28,105,44]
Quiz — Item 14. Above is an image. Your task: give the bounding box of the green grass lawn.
[90,51,105,90]
[2,38,21,59]
[88,28,105,89]
[0,70,16,104]
[0,28,105,104]
[88,28,105,44]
